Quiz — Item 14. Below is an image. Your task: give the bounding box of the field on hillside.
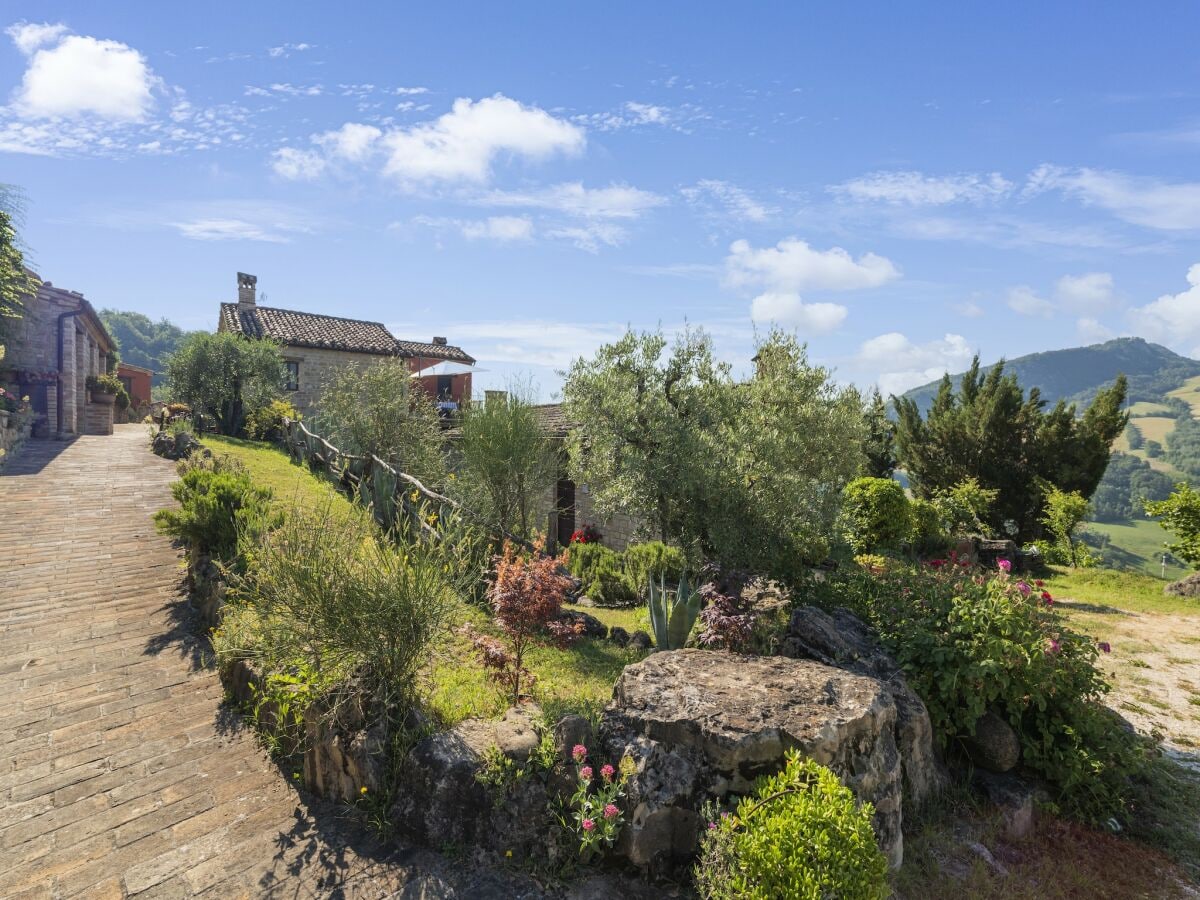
[1129,401,1173,415]
[1168,374,1200,416]
[1129,414,1177,445]
[1087,519,1190,580]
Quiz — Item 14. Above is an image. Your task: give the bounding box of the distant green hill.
[900,337,1200,413]
[99,309,194,387]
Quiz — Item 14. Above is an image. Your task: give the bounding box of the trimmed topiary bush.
[840,476,911,554]
[695,750,888,900]
[154,455,274,564]
[566,542,638,606]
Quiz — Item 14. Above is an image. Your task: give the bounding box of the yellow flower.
[448,472,456,480]
[360,786,368,795]
[505,850,512,858]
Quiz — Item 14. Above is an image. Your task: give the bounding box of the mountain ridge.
[899,337,1200,412]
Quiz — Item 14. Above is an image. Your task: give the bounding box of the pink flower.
[604,803,619,819]
[600,764,615,782]
[1046,638,1061,655]
[1041,591,1053,606]
[997,559,1012,574]
[708,821,718,831]
[582,818,595,832]
[580,766,593,782]
[1016,580,1031,596]
[1034,579,1045,587]
[1099,641,1111,654]
[572,744,587,763]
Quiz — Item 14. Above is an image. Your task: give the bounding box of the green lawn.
[201,435,355,517]
[1043,566,1198,616]
[1086,518,1189,580]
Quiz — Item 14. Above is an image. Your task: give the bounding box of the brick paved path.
[0,427,540,899]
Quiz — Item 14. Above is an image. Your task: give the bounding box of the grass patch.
[201,435,355,518]
[577,603,650,635]
[422,602,645,726]
[1044,567,1199,616]
[1083,519,1190,581]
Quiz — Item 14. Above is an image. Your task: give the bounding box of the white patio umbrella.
[411,361,482,377]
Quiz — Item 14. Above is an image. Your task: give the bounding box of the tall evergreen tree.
[861,387,897,478]
[893,357,1127,539]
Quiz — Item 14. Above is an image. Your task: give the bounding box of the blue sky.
[3,3,1200,399]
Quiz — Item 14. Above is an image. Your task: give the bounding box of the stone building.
[531,403,655,551]
[1,275,117,438]
[216,273,474,416]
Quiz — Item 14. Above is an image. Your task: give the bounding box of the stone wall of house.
[0,415,31,469]
[280,347,396,416]
[529,477,656,552]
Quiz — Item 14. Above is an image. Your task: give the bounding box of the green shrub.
[931,476,998,538]
[154,456,274,563]
[811,563,1144,821]
[695,750,887,900]
[245,399,300,442]
[566,542,638,605]
[840,477,911,554]
[907,498,948,557]
[87,373,130,410]
[623,541,685,593]
[238,503,470,710]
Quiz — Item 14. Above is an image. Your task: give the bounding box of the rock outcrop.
[1165,572,1200,599]
[780,605,946,808]
[600,650,904,871]
[961,710,1020,773]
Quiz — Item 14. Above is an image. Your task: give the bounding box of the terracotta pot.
[91,391,116,405]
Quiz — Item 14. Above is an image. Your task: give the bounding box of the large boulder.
[600,650,903,872]
[391,704,560,862]
[961,710,1020,774]
[779,605,947,809]
[1165,572,1200,598]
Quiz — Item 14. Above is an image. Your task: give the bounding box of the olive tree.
[164,331,284,436]
[315,357,445,486]
[563,327,866,579]
[455,384,557,540]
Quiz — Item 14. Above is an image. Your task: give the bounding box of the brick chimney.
[432,335,447,345]
[237,272,257,309]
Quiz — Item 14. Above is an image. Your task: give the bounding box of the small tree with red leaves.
[471,545,579,704]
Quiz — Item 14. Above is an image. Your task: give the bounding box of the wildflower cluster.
[568,743,635,860]
[569,524,602,544]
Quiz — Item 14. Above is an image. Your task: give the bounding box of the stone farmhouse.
[217,273,475,416]
[1,274,118,438]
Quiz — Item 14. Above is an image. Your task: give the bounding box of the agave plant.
[647,572,703,651]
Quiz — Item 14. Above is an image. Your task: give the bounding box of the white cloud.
[394,86,429,95]
[1055,272,1116,311]
[1027,164,1200,231]
[8,28,159,121]
[265,82,323,97]
[271,146,326,180]
[544,222,628,253]
[5,22,69,55]
[725,237,900,293]
[460,216,533,242]
[1077,318,1114,344]
[957,300,985,318]
[681,179,774,223]
[749,292,847,333]
[1129,264,1200,354]
[858,332,974,395]
[483,182,666,219]
[416,319,627,368]
[314,122,381,161]
[171,218,293,243]
[831,170,1013,205]
[574,100,705,133]
[381,94,584,184]
[267,42,312,58]
[1006,285,1055,318]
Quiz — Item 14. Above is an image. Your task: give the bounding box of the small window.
[284,361,299,392]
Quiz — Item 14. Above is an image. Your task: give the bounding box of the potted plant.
[86,373,122,405]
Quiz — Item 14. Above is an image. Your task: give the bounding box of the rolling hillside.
[900,337,1200,413]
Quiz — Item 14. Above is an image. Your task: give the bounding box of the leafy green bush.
[154,456,274,563]
[931,476,998,537]
[695,750,887,900]
[1145,483,1200,568]
[811,563,1144,820]
[87,373,130,410]
[565,542,637,605]
[623,541,685,593]
[238,503,472,710]
[245,399,300,442]
[840,477,911,554]
[907,498,949,557]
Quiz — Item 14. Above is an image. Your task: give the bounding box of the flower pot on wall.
[90,391,116,406]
